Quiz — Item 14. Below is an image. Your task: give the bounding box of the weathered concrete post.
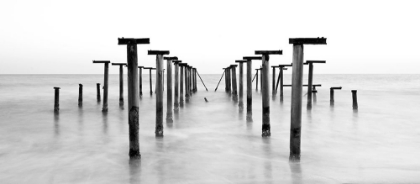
[112,63,127,107]
[179,63,186,106]
[255,50,283,137]
[312,86,318,103]
[54,87,60,113]
[235,60,247,110]
[78,84,83,107]
[163,69,165,92]
[144,67,156,95]
[330,86,342,104]
[231,64,238,101]
[148,50,170,137]
[243,56,262,121]
[255,68,259,91]
[187,66,192,96]
[304,60,326,109]
[163,56,178,122]
[118,37,149,159]
[193,68,197,92]
[93,60,110,112]
[223,68,228,92]
[276,64,292,102]
[138,66,144,96]
[173,60,181,111]
[271,66,279,95]
[96,83,101,102]
[226,66,231,93]
[184,64,190,102]
[289,37,327,161]
[352,90,358,109]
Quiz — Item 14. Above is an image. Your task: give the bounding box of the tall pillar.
[163,57,178,122]
[231,65,238,101]
[243,56,262,121]
[112,63,127,107]
[235,60,247,110]
[173,60,181,111]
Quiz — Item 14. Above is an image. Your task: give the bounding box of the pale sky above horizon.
[0,0,419,74]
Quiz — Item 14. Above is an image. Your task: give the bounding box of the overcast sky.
[0,0,419,74]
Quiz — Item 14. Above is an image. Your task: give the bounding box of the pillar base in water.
[166,116,173,123]
[155,126,164,137]
[102,108,108,112]
[129,150,141,159]
[262,124,271,137]
[289,154,300,162]
[246,115,253,122]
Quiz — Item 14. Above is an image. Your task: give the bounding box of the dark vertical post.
[164,57,178,122]
[224,68,228,92]
[163,69,165,92]
[112,63,127,106]
[305,60,325,109]
[330,88,334,102]
[255,69,259,91]
[148,50,170,137]
[185,65,190,102]
[256,50,282,137]
[272,66,276,95]
[78,84,83,107]
[118,37,149,159]
[138,66,143,96]
[235,60,247,110]
[277,64,292,102]
[144,67,155,95]
[93,60,110,112]
[179,63,185,106]
[173,61,181,110]
[289,37,327,161]
[226,67,231,93]
[54,87,60,113]
[231,65,238,101]
[243,56,262,121]
[352,90,358,109]
[193,68,197,92]
[96,83,101,102]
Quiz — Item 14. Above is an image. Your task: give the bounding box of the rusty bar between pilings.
[304,60,326,109]
[255,50,283,137]
[93,60,110,112]
[112,63,127,107]
[53,87,60,113]
[118,37,149,159]
[352,90,358,109]
[330,86,342,103]
[148,50,170,137]
[173,60,181,111]
[138,66,144,96]
[289,37,327,162]
[243,56,262,122]
[78,84,83,107]
[164,57,177,122]
[96,83,101,102]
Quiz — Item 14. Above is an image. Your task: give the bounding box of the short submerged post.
[255,50,283,137]
[164,56,178,122]
[54,87,60,113]
[173,60,181,111]
[78,84,83,107]
[118,37,150,159]
[330,86,342,105]
[235,60,247,110]
[243,56,262,121]
[148,50,170,137]
[93,60,110,112]
[138,66,144,96]
[231,64,238,101]
[96,83,101,102]
[352,90,358,109]
[304,60,326,109]
[289,37,327,162]
[112,63,127,107]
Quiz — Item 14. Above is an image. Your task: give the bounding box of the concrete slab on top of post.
[289,37,327,45]
[304,60,326,64]
[172,60,182,64]
[243,56,262,60]
[53,87,60,89]
[93,60,110,64]
[118,38,150,45]
[138,66,144,68]
[331,87,342,90]
[164,56,178,60]
[284,84,322,87]
[112,63,127,66]
[255,50,283,55]
[143,67,156,70]
[148,50,170,55]
[279,64,293,67]
[235,60,248,63]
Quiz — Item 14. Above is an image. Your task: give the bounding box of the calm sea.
[1,74,420,183]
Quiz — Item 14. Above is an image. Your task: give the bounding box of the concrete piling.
[179,63,186,107]
[163,56,178,123]
[231,64,238,101]
[255,50,283,137]
[93,60,110,112]
[78,84,83,107]
[289,37,327,162]
[235,60,247,110]
[352,90,358,109]
[173,60,181,111]
[143,67,156,95]
[138,66,144,96]
[118,37,150,159]
[96,83,101,102]
[304,60,326,109]
[112,63,127,107]
[54,87,60,113]
[148,50,170,137]
[243,56,262,122]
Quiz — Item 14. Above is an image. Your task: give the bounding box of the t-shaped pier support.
[112,63,127,107]
[304,60,326,109]
[289,37,327,162]
[118,37,149,159]
[148,50,170,137]
[243,56,262,122]
[255,50,283,137]
[163,56,178,123]
[93,60,110,112]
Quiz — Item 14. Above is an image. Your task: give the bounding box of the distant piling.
[93,60,110,112]
[164,56,178,123]
[231,64,238,101]
[54,87,60,113]
[173,60,181,111]
[226,67,231,93]
[78,84,83,107]
[243,56,262,121]
[118,37,149,159]
[96,83,101,102]
[112,63,127,107]
[330,87,342,105]
[144,67,155,95]
[235,60,247,110]
[304,60,326,109]
[256,50,283,137]
[179,63,186,107]
[138,66,144,96]
[352,90,358,109]
[185,64,190,102]
[149,50,169,137]
[255,68,259,91]
[289,37,327,162]
[277,64,292,102]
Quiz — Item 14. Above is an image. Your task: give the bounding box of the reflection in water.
[78,108,84,134]
[54,113,60,136]
[102,111,108,135]
[128,159,141,184]
[262,138,272,183]
[352,109,358,122]
[289,162,302,184]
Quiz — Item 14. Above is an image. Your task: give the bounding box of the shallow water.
[1,74,420,183]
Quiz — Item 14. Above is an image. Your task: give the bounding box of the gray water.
[1,74,420,183]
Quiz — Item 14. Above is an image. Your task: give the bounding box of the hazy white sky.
[0,0,419,74]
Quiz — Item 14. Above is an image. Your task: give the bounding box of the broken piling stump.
[54,87,60,113]
[78,84,83,107]
[96,83,101,102]
[289,37,327,162]
[93,60,110,112]
[118,37,150,159]
[255,50,283,137]
[352,90,358,109]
